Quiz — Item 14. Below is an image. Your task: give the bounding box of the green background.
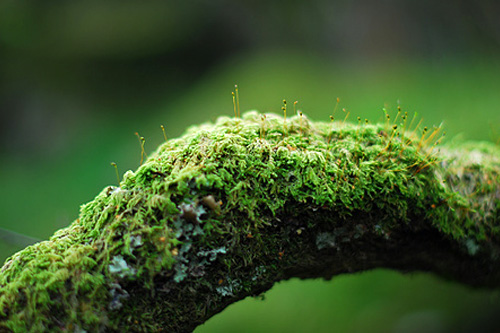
[0,1,499,332]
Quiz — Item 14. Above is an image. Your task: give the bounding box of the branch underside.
[1,111,499,332]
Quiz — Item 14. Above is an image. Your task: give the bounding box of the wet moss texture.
[1,111,499,332]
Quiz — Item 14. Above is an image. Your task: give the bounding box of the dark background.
[0,1,499,332]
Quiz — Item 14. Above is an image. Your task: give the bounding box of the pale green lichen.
[0,111,499,332]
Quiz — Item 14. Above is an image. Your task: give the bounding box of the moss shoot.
[1,111,499,332]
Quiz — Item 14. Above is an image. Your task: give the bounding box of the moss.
[0,111,499,332]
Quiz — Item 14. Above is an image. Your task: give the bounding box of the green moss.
[1,111,499,331]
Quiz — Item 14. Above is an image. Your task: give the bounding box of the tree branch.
[1,111,499,332]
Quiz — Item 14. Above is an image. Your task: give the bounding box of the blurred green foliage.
[197,270,499,333]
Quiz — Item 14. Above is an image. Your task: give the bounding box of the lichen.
[0,111,499,332]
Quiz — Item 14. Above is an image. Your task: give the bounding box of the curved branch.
[1,111,499,332]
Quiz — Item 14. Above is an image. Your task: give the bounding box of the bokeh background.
[1,1,500,332]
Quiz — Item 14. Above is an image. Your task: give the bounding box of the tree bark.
[1,111,499,332]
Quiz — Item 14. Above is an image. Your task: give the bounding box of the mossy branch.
[1,111,499,332]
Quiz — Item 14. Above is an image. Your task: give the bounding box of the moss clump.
[1,111,499,332]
